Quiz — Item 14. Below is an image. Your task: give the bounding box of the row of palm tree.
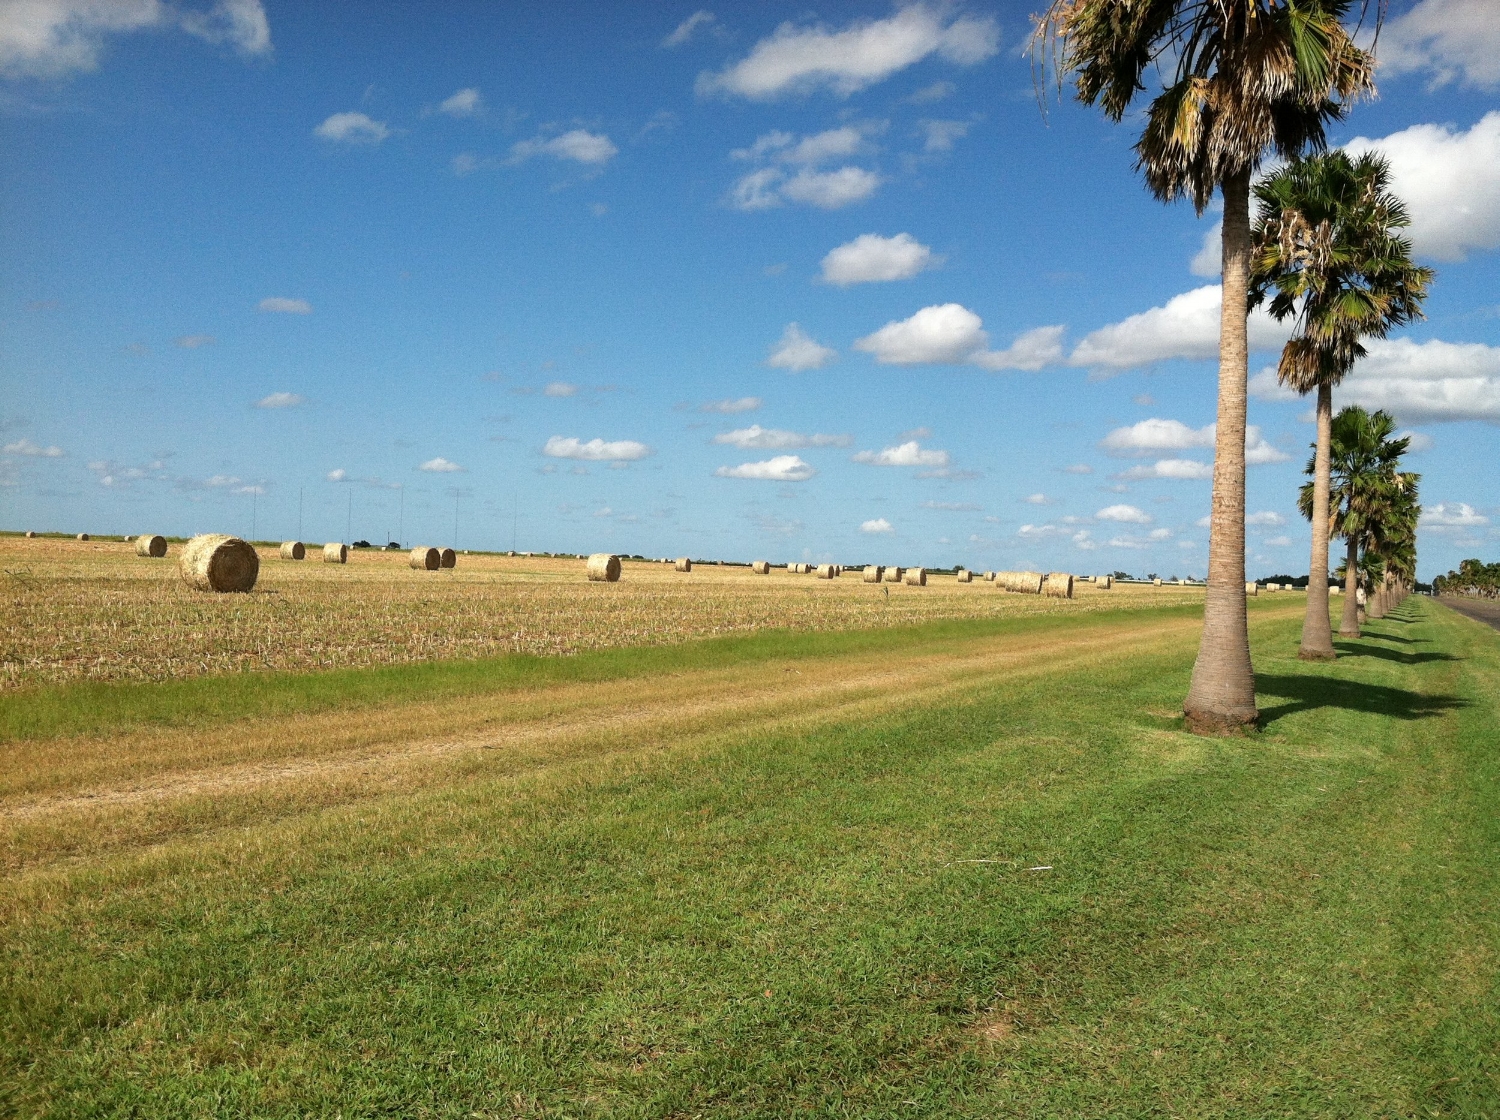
[1433,559,1500,599]
[1036,0,1432,733]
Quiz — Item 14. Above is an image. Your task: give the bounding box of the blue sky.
[2,0,1497,579]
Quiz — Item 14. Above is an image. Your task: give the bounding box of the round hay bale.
[134,534,167,558]
[882,566,903,583]
[1245,581,1259,595]
[1152,577,1163,587]
[279,540,306,561]
[24,530,36,538]
[76,533,89,541]
[1330,585,1340,595]
[675,557,692,572]
[983,571,996,581]
[179,533,259,593]
[587,553,621,582]
[815,563,835,579]
[324,542,348,564]
[1101,575,1113,589]
[410,546,440,571]
[752,560,770,574]
[955,568,973,583]
[123,535,132,542]
[440,547,456,569]
[862,565,884,583]
[904,567,926,586]
[1043,572,1074,599]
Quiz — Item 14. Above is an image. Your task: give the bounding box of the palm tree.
[1298,405,1410,637]
[1250,151,1432,658]
[1363,468,1419,618]
[1034,0,1377,734]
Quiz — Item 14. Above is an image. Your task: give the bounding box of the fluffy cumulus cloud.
[1344,112,1500,262]
[418,457,463,473]
[820,233,939,285]
[696,4,998,100]
[1378,0,1500,90]
[701,396,761,414]
[438,87,481,116]
[509,130,618,166]
[327,468,346,482]
[1420,502,1489,529]
[543,381,577,397]
[544,436,650,462]
[971,325,1066,372]
[1253,337,1500,423]
[663,10,716,48]
[0,0,269,78]
[860,517,893,533]
[853,304,1063,371]
[767,323,836,371]
[1246,510,1286,527]
[3,438,64,457]
[1101,418,1288,474]
[780,166,882,209]
[853,440,948,468]
[255,392,303,408]
[715,454,815,481]
[1069,285,1288,371]
[918,118,970,152]
[1097,504,1152,524]
[259,296,311,314]
[314,112,389,144]
[1117,459,1215,481]
[1190,222,1222,277]
[714,425,850,450]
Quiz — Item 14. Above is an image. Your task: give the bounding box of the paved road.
[1440,596,1500,632]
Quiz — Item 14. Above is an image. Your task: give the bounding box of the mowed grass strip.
[2,599,1497,1117]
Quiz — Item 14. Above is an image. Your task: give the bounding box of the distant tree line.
[1433,559,1500,599]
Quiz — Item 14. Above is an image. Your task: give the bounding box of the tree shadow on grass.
[1331,642,1458,666]
[1256,673,1466,728]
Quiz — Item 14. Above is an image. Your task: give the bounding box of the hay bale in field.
[279,540,305,561]
[440,547,456,569]
[862,565,884,583]
[883,566,904,583]
[752,560,770,574]
[1245,582,1258,595]
[998,571,1043,594]
[76,533,89,541]
[134,534,167,558]
[984,571,996,581]
[324,542,348,564]
[956,569,973,583]
[815,563,835,579]
[675,557,692,572]
[410,546,440,571]
[1266,582,1279,592]
[904,567,926,586]
[179,533,259,593]
[1043,572,1074,599]
[1152,577,1163,587]
[1098,575,1113,589]
[25,530,36,538]
[1330,585,1340,595]
[587,553,621,582]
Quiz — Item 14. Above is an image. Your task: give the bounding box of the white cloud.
[1329,336,1500,423]
[909,79,955,103]
[205,474,239,488]
[855,303,985,365]
[259,296,311,314]
[1195,515,1211,528]
[1018,523,1062,540]
[715,454,815,481]
[1421,502,1489,528]
[820,233,939,286]
[452,153,478,176]
[663,10,715,48]
[0,0,269,78]
[175,333,216,349]
[780,166,882,208]
[1263,535,1293,547]
[918,118,970,152]
[971,325,1067,372]
[1148,528,1173,541]
[1399,430,1435,452]
[1061,463,1093,475]
[314,111,389,144]
[701,397,761,414]
[767,323,836,371]
[714,425,850,450]
[860,517,894,533]
[255,392,303,408]
[510,129,618,166]
[853,440,948,468]
[1022,493,1049,504]
[1101,418,1287,464]
[1189,222,1222,276]
[696,4,999,100]
[544,436,650,462]
[1072,529,1097,550]
[730,167,784,210]
[544,381,577,397]
[419,457,463,473]
[1097,504,1152,524]
[1069,285,1288,371]
[1344,112,1500,261]
[733,126,864,166]
[1117,459,1215,481]
[327,468,346,482]
[439,87,481,116]
[1246,510,1286,527]
[1379,0,1500,90]
[3,438,63,457]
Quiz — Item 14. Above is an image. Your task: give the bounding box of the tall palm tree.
[1034,0,1377,734]
[1298,405,1409,637]
[1250,151,1432,658]
[1363,468,1419,618]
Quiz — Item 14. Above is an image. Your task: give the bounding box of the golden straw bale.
[76,533,89,541]
[984,571,996,581]
[410,546,440,571]
[134,534,167,558]
[815,563,835,579]
[752,560,770,574]
[883,566,904,583]
[1098,575,1113,589]
[1152,577,1163,587]
[955,569,972,583]
[1330,585,1340,595]
[25,531,36,538]
[324,542,348,564]
[1043,572,1074,599]
[675,557,692,572]
[587,553,621,582]
[440,548,456,569]
[904,567,926,586]
[1245,581,1258,595]
[863,565,884,583]
[179,533,259,593]
[279,540,306,560]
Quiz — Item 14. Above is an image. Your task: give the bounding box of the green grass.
[3,599,1497,1117]
[0,603,1203,744]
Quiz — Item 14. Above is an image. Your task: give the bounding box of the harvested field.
[0,537,1204,690]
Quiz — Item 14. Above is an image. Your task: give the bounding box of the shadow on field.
[1255,673,1466,727]
[1331,642,1459,666]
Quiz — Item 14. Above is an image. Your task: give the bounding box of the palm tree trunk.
[1184,169,1258,734]
[1340,536,1361,636]
[1299,382,1336,660]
